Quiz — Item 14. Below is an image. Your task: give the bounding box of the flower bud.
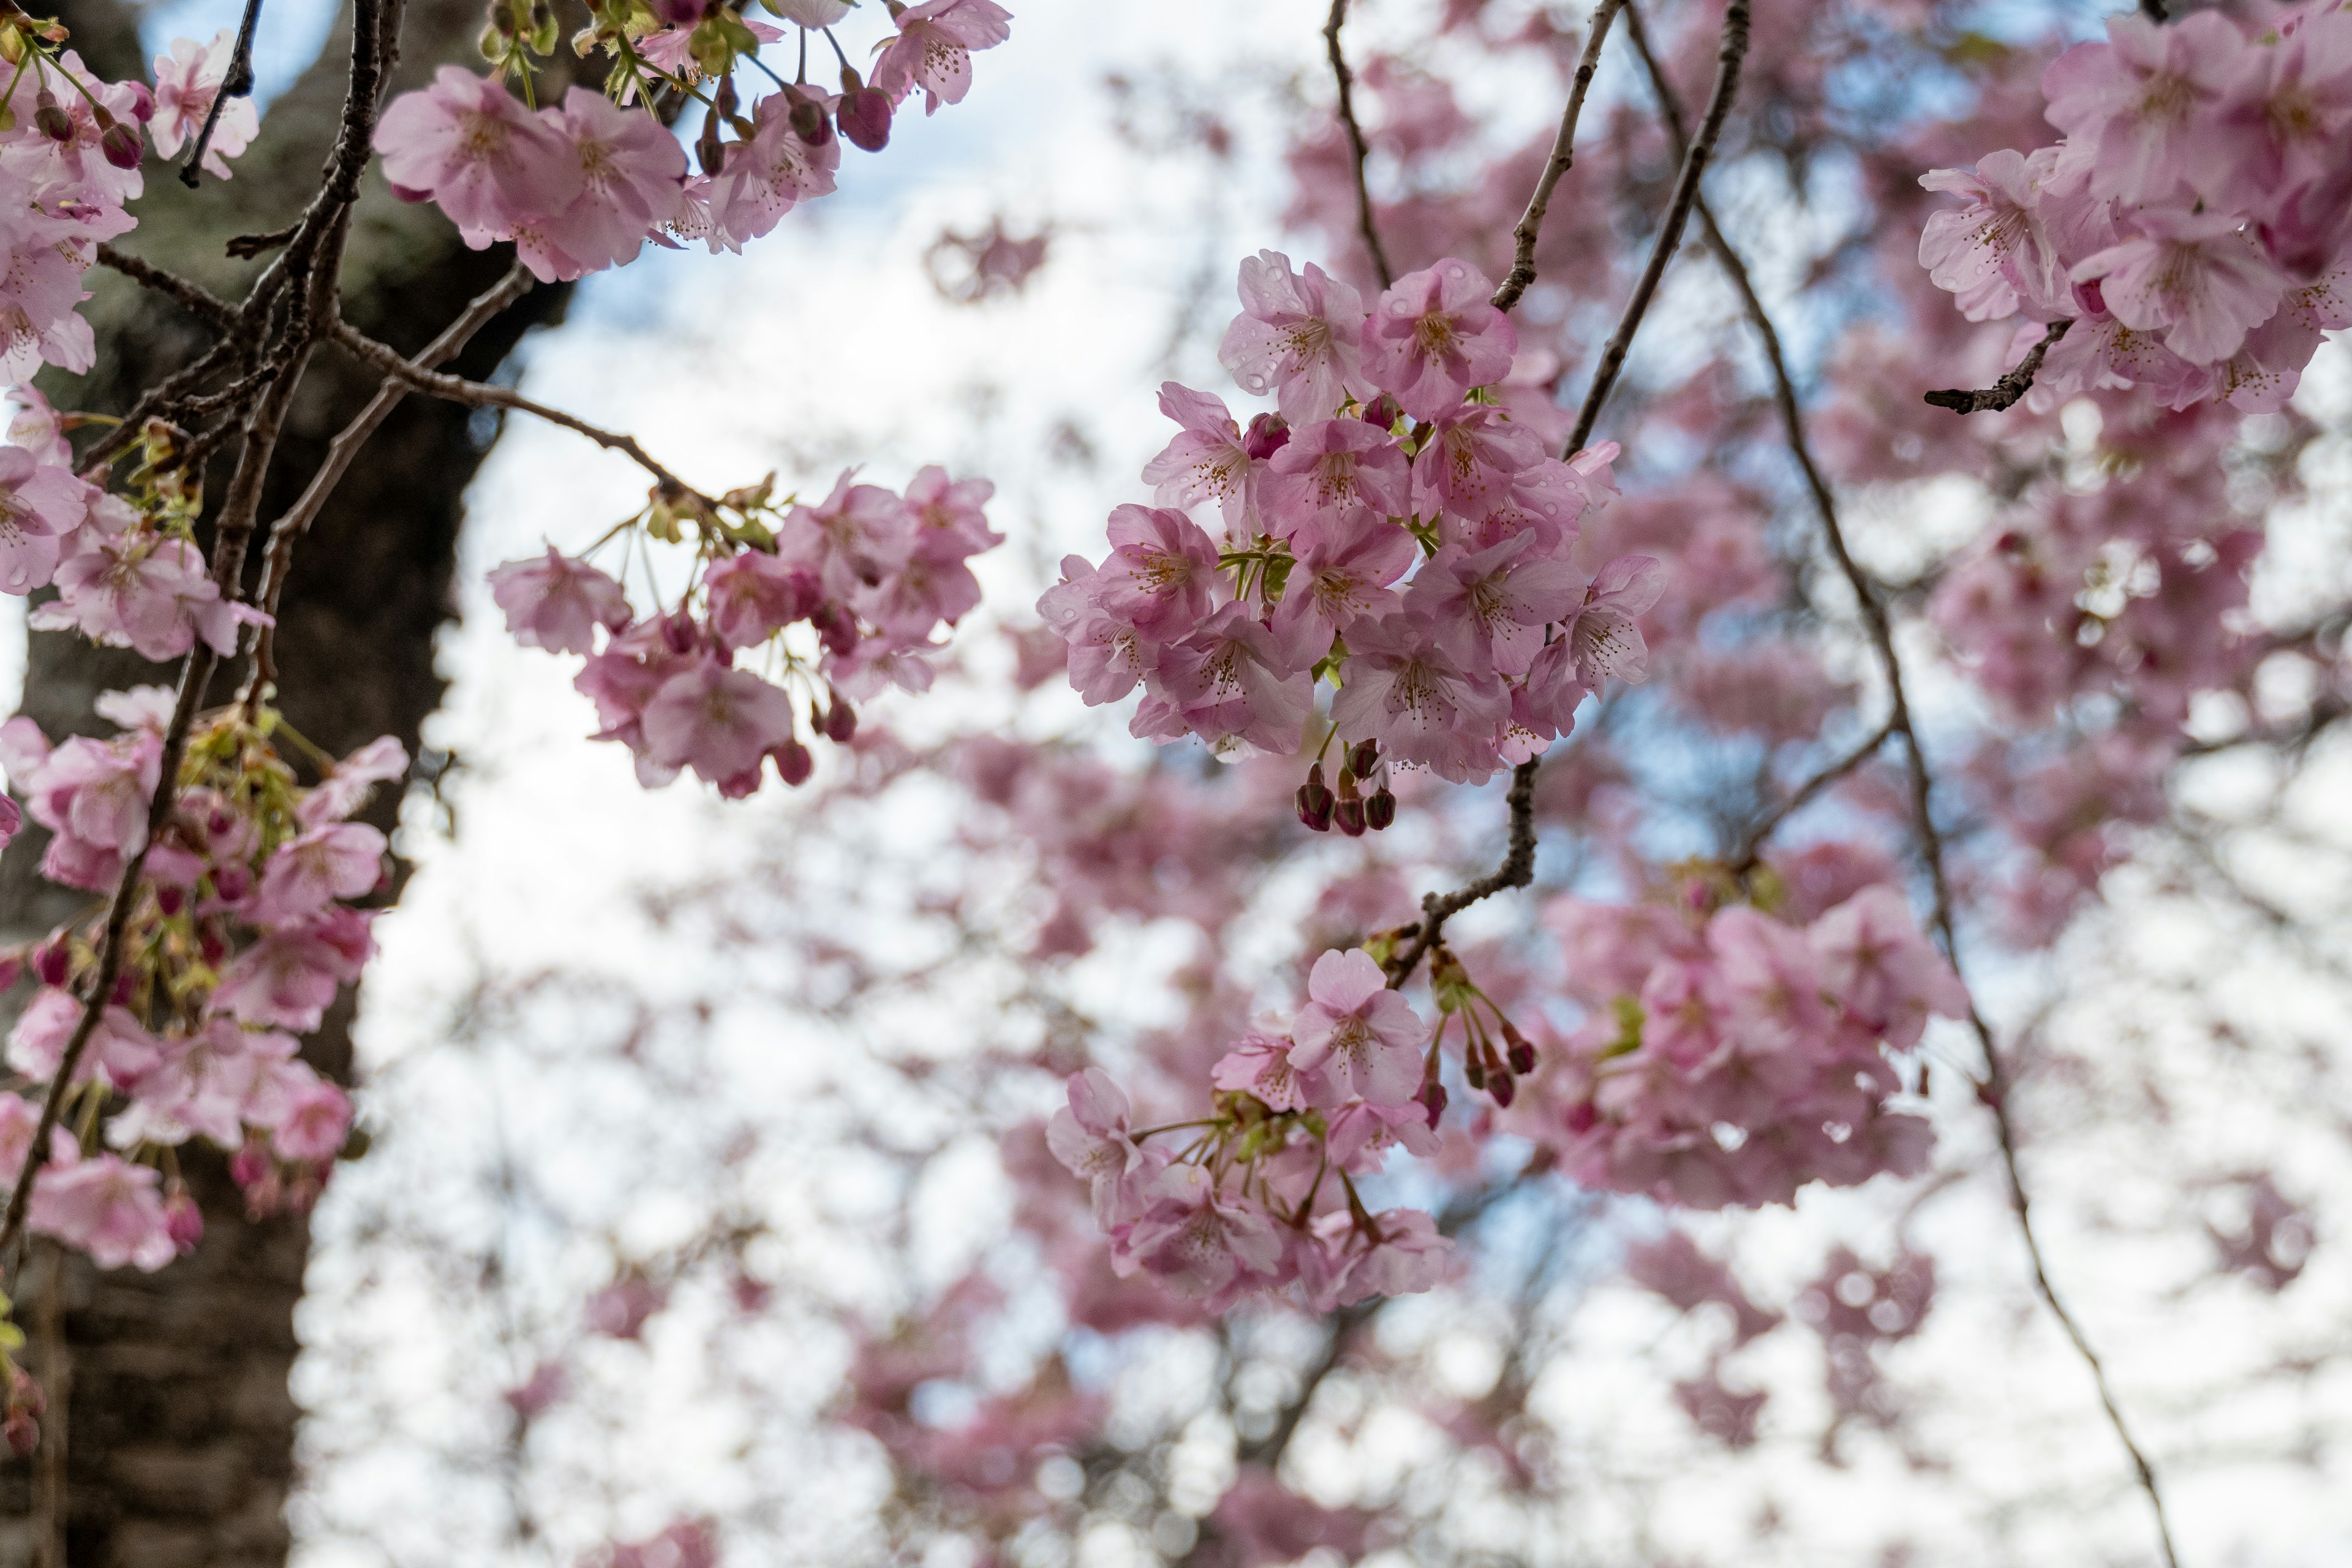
[1504,1021,1536,1077]
[34,89,70,143]
[31,937,67,988]
[212,862,252,902]
[1365,786,1395,831]
[654,0,706,23]
[1415,1077,1447,1131]
[99,120,142,170]
[813,604,858,657]
[773,737,814,786]
[110,969,135,1005]
[1358,392,1401,430]
[1295,761,1335,832]
[197,921,227,966]
[1463,1049,1486,1091]
[165,1187,203,1252]
[784,84,832,146]
[1333,796,1365,836]
[1241,412,1290,461]
[1565,1099,1597,1134]
[822,690,857,743]
[838,86,891,152]
[2,1412,35,1459]
[1487,1068,1515,1107]
[1347,738,1378,777]
[229,1141,271,1190]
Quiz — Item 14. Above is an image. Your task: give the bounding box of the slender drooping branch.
[1322,0,1395,290]
[1490,0,1624,314]
[1564,0,1751,457]
[1626,13,2182,1564]
[247,262,538,696]
[1727,715,1897,876]
[179,0,266,187]
[1925,318,2072,415]
[331,320,705,502]
[95,242,243,330]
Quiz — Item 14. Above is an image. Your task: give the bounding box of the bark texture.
[0,4,568,1562]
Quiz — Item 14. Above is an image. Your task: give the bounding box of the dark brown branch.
[224,222,300,262]
[331,320,704,500]
[1627,13,2182,1564]
[247,262,538,698]
[1924,318,2071,415]
[94,243,244,332]
[2139,0,2166,18]
[1490,0,1624,313]
[1384,758,1538,989]
[178,0,265,188]
[1322,0,1395,290]
[1564,0,1750,457]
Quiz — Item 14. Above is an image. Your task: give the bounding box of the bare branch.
[1627,12,2181,1563]
[1925,318,2071,415]
[247,263,538,699]
[1728,715,1897,876]
[1564,0,1750,457]
[1323,0,1395,290]
[177,0,265,189]
[1384,757,1538,989]
[94,243,244,332]
[1489,0,1624,313]
[330,320,704,500]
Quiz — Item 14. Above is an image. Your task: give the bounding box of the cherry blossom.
[149,32,260,178]
[1288,949,1427,1106]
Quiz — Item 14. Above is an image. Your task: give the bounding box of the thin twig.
[94,243,243,331]
[1627,12,2182,1564]
[247,263,537,698]
[1728,715,1897,875]
[1925,318,2071,415]
[1564,0,1750,457]
[331,321,705,500]
[225,221,301,261]
[178,0,266,188]
[1491,0,1624,313]
[1384,758,1538,989]
[1323,0,1395,290]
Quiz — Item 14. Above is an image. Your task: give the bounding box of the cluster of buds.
[1294,738,1395,835]
[1423,942,1536,1110]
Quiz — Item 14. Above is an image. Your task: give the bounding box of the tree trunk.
[0,4,568,1562]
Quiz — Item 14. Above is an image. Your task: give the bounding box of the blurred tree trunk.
[0,2,569,1562]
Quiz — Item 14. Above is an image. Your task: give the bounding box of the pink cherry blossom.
[1258,418,1411,541]
[1917,148,2076,322]
[211,908,377,1032]
[149,32,260,178]
[1404,532,1583,678]
[639,660,797,797]
[1414,404,1544,522]
[1288,949,1427,1106]
[2071,209,2290,365]
[1123,1164,1284,1299]
[0,442,86,594]
[1091,504,1218,640]
[372,67,584,240]
[1217,250,1371,424]
[1210,1028,1327,1112]
[1559,555,1664,686]
[296,736,410,827]
[1038,556,1156,705]
[1329,611,1510,783]
[1140,383,1261,535]
[1270,510,1414,651]
[526,87,690,280]
[1362,258,1517,421]
[871,0,1014,116]
[1046,1068,1159,1228]
[271,1077,353,1161]
[489,548,633,655]
[29,1154,176,1272]
[706,89,840,251]
[247,823,386,928]
[2042,11,2243,205]
[1809,887,1971,1050]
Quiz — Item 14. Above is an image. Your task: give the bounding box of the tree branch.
[1564,0,1750,458]
[1385,758,1537,989]
[1323,0,1395,290]
[330,320,704,500]
[1626,12,2181,1563]
[1728,715,1896,876]
[1489,0,1624,314]
[177,0,266,188]
[1924,318,2071,415]
[94,243,246,332]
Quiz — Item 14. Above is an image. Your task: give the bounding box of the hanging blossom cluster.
[1918,2,2352,412]
[1049,949,1457,1311]
[0,688,399,1290]
[372,0,1011,282]
[489,465,1000,795]
[1542,880,1969,1209]
[1041,251,1656,813]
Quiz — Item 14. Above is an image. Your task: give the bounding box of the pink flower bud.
[110,969,135,1005]
[0,954,18,993]
[654,0,707,21]
[2,1412,36,1458]
[156,884,186,918]
[1296,763,1335,832]
[34,91,69,143]
[1359,393,1401,429]
[31,938,67,988]
[822,692,857,744]
[99,121,142,170]
[1415,1078,1447,1130]
[773,738,813,787]
[1565,1099,1597,1134]
[1503,1022,1535,1077]
[1365,787,1395,832]
[783,85,832,148]
[1347,738,1379,777]
[165,1188,203,1252]
[838,88,892,152]
[212,862,252,902]
[1241,412,1290,461]
[229,1141,271,1189]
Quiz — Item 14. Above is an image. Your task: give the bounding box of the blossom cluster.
[1,390,266,658]
[372,0,1012,281]
[0,690,399,1276]
[1042,251,1657,801]
[1540,883,1968,1208]
[1050,949,1453,1310]
[1918,3,2352,412]
[489,465,1000,794]
[0,38,149,385]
